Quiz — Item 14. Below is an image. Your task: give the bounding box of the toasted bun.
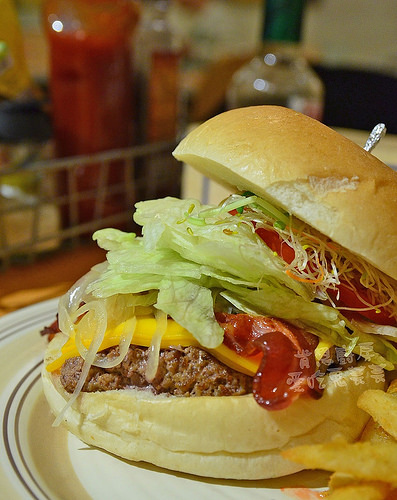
[42,335,383,480]
[173,106,397,280]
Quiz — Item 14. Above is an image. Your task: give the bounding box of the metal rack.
[0,140,180,271]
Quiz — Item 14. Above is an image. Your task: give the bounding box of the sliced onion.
[57,264,107,336]
[73,302,100,359]
[93,317,137,369]
[53,299,107,427]
[145,309,168,382]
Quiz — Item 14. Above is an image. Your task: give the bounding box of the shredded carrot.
[285,269,323,284]
[217,193,397,319]
[285,256,325,284]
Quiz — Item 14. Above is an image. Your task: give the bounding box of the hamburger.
[41,106,397,480]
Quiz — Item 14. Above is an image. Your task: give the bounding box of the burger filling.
[60,345,253,396]
[42,195,397,420]
[43,311,356,412]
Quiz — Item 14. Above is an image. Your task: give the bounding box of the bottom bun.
[42,337,384,480]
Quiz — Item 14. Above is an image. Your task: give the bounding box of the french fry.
[388,379,397,393]
[328,472,361,490]
[326,380,397,499]
[327,481,393,500]
[360,417,396,443]
[283,379,397,500]
[358,384,397,441]
[359,379,397,443]
[281,440,397,484]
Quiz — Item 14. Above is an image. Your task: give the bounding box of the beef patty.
[60,345,253,397]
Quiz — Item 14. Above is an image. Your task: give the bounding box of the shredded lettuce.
[134,197,312,299]
[156,278,224,348]
[86,197,397,366]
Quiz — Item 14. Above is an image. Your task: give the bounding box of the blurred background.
[15,0,397,128]
[1,0,397,308]
[12,0,397,126]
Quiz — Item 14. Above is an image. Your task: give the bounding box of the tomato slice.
[328,281,396,326]
[230,210,396,325]
[255,226,396,326]
[216,313,322,410]
[255,227,295,264]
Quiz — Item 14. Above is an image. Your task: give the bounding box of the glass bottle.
[43,0,140,156]
[43,0,140,225]
[134,0,183,143]
[226,0,324,121]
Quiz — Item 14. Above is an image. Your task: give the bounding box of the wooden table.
[0,243,106,316]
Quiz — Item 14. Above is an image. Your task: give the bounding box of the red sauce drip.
[216,312,322,410]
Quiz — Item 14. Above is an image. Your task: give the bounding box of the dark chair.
[313,65,397,134]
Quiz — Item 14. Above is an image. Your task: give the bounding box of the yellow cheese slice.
[46,316,261,376]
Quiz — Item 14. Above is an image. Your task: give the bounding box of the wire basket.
[0,140,180,271]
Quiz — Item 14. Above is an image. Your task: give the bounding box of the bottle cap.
[262,0,304,43]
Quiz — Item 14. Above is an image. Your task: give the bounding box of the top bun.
[173,106,397,281]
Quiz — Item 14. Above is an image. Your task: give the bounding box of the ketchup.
[43,0,140,225]
[216,312,322,410]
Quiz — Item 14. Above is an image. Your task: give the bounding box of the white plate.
[0,298,329,500]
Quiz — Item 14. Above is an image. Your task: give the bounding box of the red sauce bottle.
[43,0,140,226]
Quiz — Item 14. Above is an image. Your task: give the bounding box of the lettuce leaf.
[87,198,397,366]
[156,277,224,348]
[134,197,312,300]
[218,286,397,369]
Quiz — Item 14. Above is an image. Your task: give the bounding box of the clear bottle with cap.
[226,0,324,120]
[134,0,183,143]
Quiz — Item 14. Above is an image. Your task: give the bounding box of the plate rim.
[0,298,325,500]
